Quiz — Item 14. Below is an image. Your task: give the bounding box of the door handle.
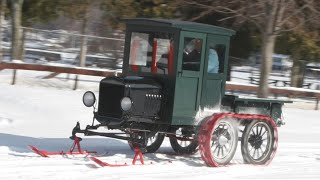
[178,71,182,77]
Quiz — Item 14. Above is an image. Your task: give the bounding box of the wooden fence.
[1,61,319,109]
[0,61,120,89]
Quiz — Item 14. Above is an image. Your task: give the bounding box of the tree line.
[0,0,320,97]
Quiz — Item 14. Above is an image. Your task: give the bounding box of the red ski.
[90,147,144,167]
[28,136,96,157]
[90,157,129,167]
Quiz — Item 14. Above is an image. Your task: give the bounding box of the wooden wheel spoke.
[251,129,256,136]
[261,129,267,137]
[213,145,218,153]
[217,147,221,157]
[221,146,224,156]
[249,145,254,152]
[253,148,257,158]
[258,126,263,136]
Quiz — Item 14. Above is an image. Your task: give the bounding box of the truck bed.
[221,95,292,125]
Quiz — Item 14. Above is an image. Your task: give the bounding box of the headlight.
[83,91,96,107]
[121,97,132,111]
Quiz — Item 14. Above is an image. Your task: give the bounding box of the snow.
[1,70,320,179]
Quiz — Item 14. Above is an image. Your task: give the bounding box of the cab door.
[172,31,206,125]
[201,35,229,109]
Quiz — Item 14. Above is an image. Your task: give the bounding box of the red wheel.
[199,116,238,167]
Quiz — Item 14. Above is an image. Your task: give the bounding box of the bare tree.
[0,0,6,63]
[181,0,320,97]
[11,0,24,61]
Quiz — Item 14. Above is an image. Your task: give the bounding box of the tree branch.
[278,3,308,27]
[275,17,313,34]
[189,8,215,21]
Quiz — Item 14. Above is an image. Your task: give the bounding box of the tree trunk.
[75,10,89,90]
[10,0,23,61]
[0,0,6,63]
[258,0,280,98]
[290,58,305,87]
[258,33,276,98]
[79,11,89,67]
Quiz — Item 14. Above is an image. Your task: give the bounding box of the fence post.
[73,75,78,90]
[316,84,320,110]
[11,69,17,85]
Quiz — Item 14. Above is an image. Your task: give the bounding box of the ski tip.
[27,145,49,157]
[90,157,129,167]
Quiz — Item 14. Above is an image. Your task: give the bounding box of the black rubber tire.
[241,120,275,164]
[128,132,165,153]
[169,128,198,154]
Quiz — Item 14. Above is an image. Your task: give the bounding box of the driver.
[183,38,202,71]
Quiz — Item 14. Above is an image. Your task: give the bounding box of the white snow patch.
[0,117,13,127]
[194,106,221,125]
[0,70,320,179]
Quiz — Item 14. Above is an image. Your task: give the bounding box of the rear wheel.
[169,128,198,154]
[199,117,238,166]
[209,119,238,165]
[241,120,275,164]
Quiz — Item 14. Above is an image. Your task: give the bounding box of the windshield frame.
[123,27,179,77]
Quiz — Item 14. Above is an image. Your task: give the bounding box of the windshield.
[128,31,174,75]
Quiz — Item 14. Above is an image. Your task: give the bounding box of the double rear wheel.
[241,120,275,164]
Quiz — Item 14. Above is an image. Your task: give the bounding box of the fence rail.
[0,61,119,77]
[1,61,319,109]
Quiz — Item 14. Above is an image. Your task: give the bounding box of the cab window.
[128,31,173,74]
[207,43,226,74]
[182,38,203,71]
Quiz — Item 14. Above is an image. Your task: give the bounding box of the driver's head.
[194,39,202,52]
[185,38,202,54]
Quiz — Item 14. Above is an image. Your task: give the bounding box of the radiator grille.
[98,83,124,118]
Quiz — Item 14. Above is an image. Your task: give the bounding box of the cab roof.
[125,18,235,36]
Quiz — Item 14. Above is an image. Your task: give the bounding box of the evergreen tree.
[101,0,177,29]
[276,31,320,87]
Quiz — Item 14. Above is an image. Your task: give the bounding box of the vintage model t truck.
[71,18,289,167]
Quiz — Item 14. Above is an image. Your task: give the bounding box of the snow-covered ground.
[1,69,320,179]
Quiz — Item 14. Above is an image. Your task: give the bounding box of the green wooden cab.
[122,18,235,126]
[122,18,287,126]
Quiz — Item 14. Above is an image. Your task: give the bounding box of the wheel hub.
[248,135,263,149]
[218,135,228,146]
